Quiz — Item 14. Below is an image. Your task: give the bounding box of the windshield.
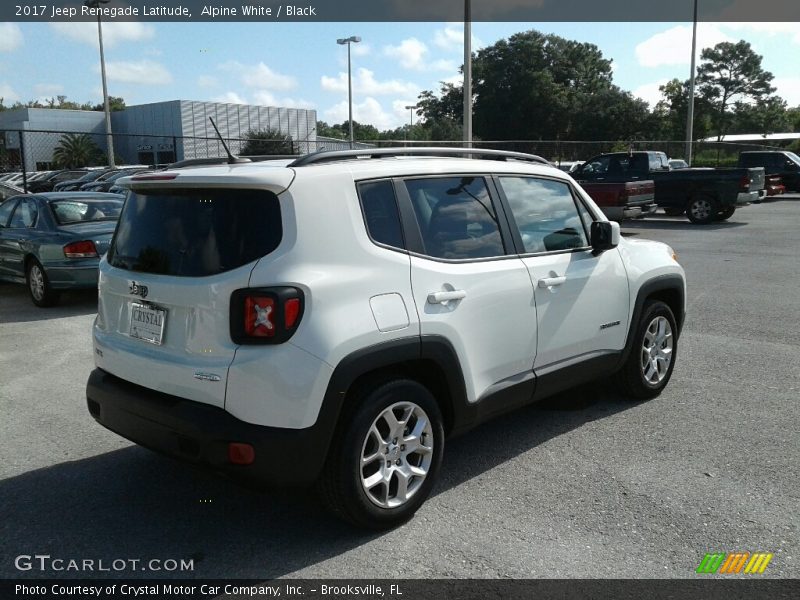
[49,198,124,224]
[786,152,800,165]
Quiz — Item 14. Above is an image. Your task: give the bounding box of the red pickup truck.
[577,179,656,222]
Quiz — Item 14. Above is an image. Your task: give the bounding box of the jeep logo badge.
[129,281,149,299]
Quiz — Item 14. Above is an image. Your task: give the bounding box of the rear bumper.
[46,264,98,289]
[86,368,328,487]
[737,191,763,205]
[603,203,657,221]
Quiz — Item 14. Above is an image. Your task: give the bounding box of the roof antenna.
[209,117,250,164]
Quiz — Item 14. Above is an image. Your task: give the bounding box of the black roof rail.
[165,155,298,170]
[288,147,552,167]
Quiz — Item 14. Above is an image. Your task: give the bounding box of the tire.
[318,379,445,529]
[663,208,684,216]
[26,259,59,307]
[715,205,736,221]
[686,195,719,224]
[616,300,678,400]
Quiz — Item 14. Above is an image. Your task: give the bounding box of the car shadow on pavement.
[622,218,747,231]
[0,284,97,323]
[0,383,635,579]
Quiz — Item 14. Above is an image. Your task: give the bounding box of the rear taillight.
[64,240,98,258]
[740,175,751,191]
[231,287,304,345]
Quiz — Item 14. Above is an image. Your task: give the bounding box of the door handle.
[538,276,566,288]
[427,290,467,305]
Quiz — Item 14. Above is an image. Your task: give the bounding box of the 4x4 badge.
[129,281,148,299]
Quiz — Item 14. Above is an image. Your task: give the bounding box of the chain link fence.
[2,129,794,192]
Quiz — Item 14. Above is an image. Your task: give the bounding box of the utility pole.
[685,0,698,166]
[463,0,472,148]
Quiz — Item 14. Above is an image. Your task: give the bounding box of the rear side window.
[499,177,589,253]
[108,188,281,277]
[358,180,405,249]
[405,176,505,260]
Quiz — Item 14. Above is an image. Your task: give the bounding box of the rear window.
[107,188,282,277]
[50,198,123,224]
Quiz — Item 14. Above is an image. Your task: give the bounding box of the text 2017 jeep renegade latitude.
[86,148,686,529]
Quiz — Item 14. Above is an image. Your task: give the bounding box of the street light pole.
[85,0,115,167]
[685,0,698,166]
[337,35,361,149]
[405,105,417,145]
[463,0,472,148]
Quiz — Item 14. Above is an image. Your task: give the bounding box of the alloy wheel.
[360,401,434,509]
[640,316,673,385]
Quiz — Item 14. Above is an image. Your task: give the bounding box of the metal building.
[0,100,317,170]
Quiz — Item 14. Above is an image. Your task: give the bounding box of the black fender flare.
[618,274,685,369]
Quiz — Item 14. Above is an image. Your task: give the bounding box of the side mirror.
[591,221,620,252]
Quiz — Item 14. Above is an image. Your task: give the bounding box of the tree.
[52,133,103,168]
[416,83,464,140]
[240,128,296,155]
[696,41,776,140]
[654,78,713,141]
[92,96,126,112]
[416,30,653,144]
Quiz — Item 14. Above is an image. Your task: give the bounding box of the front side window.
[499,177,589,253]
[405,176,504,260]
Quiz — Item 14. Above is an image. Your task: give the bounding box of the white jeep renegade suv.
[86,148,685,529]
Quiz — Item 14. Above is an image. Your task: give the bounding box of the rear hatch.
[93,169,291,408]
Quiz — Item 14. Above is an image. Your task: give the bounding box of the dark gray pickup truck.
[574,151,765,224]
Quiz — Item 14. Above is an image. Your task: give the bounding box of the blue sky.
[1,21,798,130]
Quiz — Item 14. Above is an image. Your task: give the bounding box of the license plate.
[129,302,166,345]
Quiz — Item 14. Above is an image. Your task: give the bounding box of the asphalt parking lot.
[1,197,798,579]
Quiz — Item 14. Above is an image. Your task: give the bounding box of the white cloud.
[632,79,670,108]
[251,90,314,109]
[383,38,458,73]
[212,91,247,104]
[384,38,429,70]
[433,24,484,52]
[0,82,19,103]
[324,97,399,130]
[50,22,155,48]
[241,63,297,91]
[33,83,65,96]
[723,22,800,44]
[197,75,218,88]
[773,77,800,107]
[101,60,173,85]
[352,43,372,57]
[218,61,297,92]
[635,24,732,68]
[0,23,23,52]
[321,68,419,96]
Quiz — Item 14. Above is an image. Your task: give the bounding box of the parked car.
[0,182,25,203]
[765,174,786,197]
[738,150,800,192]
[54,168,116,192]
[0,192,123,306]
[575,151,765,224]
[668,159,689,169]
[81,168,150,192]
[555,160,584,174]
[27,169,91,193]
[85,147,686,529]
